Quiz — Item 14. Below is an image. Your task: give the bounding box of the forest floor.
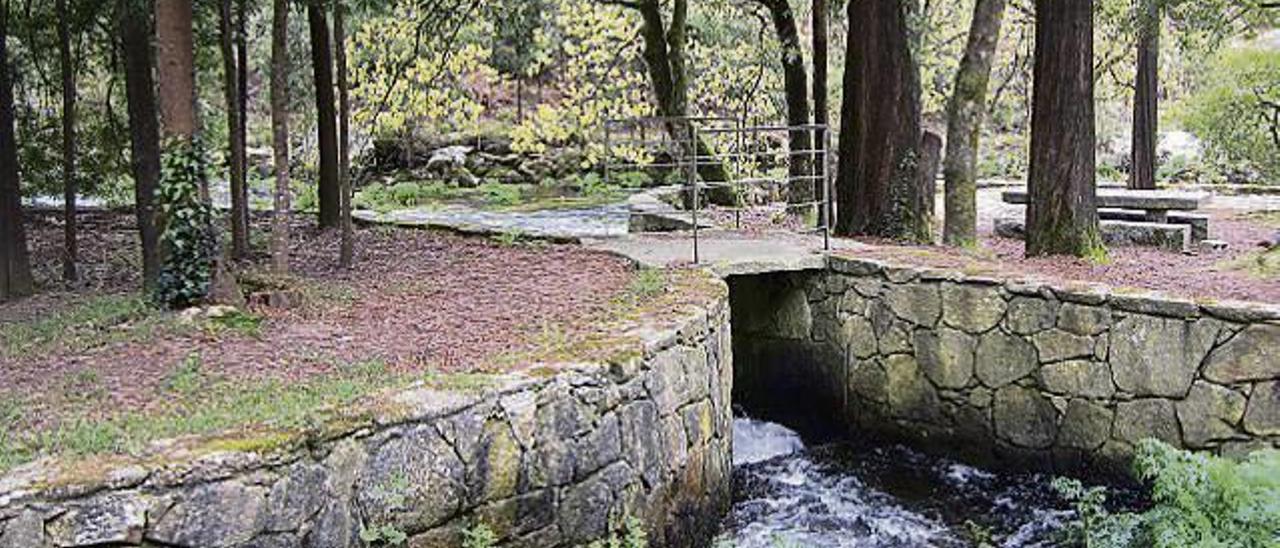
[0,211,692,471]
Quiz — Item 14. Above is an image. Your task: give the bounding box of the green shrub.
[1055,440,1280,548]
[479,182,522,206]
[1179,47,1280,184]
[613,170,652,188]
[461,523,499,548]
[155,137,218,309]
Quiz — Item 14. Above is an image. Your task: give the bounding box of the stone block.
[1056,303,1110,336]
[1057,399,1113,450]
[940,283,1007,333]
[1176,381,1246,448]
[1005,296,1057,335]
[1110,316,1216,397]
[1039,360,1116,398]
[1114,399,1181,445]
[993,385,1059,449]
[884,282,942,327]
[1032,329,1095,363]
[1243,381,1280,436]
[914,328,976,389]
[975,331,1039,388]
[1204,324,1280,384]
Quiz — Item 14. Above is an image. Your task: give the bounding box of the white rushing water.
[716,417,1087,548]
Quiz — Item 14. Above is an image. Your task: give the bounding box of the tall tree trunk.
[1026,0,1102,257]
[943,0,1006,247]
[120,0,161,290]
[219,0,249,258]
[270,0,290,273]
[1129,0,1158,190]
[236,0,248,210]
[835,0,929,242]
[57,0,78,283]
[155,0,196,140]
[759,0,814,206]
[812,0,828,129]
[308,1,340,228]
[625,0,733,204]
[0,0,35,301]
[335,0,353,268]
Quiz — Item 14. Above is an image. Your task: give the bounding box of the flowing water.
[716,417,1127,547]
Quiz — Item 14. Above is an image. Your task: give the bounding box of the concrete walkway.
[586,230,867,277]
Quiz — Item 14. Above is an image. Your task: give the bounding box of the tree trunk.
[628,0,733,204]
[270,0,290,273]
[219,0,249,258]
[236,0,248,212]
[1026,0,1102,257]
[120,0,161,290]
[308,1,340,229]
[155,0,196,140]
[835,0,929,242]
[759,0,814,206]
[943,0,1006,247]
[1129,0,1158,190]
[812,0,828,129]
[335,0,353,268]
[0,0,34,301]
[918,131,943,228]
[57,0,78,283]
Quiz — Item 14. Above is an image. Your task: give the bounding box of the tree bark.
[57,0,78,283]
[270,0,290,273]
[1026,0,1102,257]
[236,0,248,212]
[308,1,340,228]
[943,0,1006,247]
[835,0,929,242]
[0,0,35,301]
[812,0,828,129]
[219,0,249,258]
[624,0,733,203]
[155,0,196,141]
[758,0,814,206]
[120,0,161,290]
[1128,0,1158,190]
[918,131,943,226]
[335,0,353,268]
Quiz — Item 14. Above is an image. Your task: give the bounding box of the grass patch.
[0,294,169,359]
[1223,247,1280,279]
[0,359,408,474]
[1238,210,1280,228]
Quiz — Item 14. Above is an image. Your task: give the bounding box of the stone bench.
[994,217,1190,252]
[1100,209,1209,242]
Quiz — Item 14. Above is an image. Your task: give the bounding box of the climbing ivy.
[154,137,218,309]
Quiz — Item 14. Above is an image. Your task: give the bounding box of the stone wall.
[732,256,1279,475]
[0,294,732,548]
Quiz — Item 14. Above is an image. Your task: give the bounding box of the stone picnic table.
[1001,188,1211,223]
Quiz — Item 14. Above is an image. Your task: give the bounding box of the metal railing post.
[823,125,833,251]
[689,121,701,264]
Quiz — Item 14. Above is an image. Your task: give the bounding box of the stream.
[715,417,1130,547]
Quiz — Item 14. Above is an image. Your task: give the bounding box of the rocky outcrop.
[732,256,1280,476]
[0,278,733,548]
